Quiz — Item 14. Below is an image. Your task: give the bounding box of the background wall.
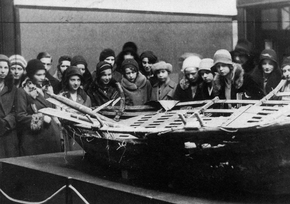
[15,6,233,82]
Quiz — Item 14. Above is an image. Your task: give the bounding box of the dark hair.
[37,52,52,61]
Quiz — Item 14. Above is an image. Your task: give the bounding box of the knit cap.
[152,61,172,73]
[259,49,277,64]
[121,59,139,72]
[122,41,138,54]
[0,54,10,66]
[26,59,46,79]
[282,57,290,68]
[9,54,27,68]
[140,51,158,63]
[99,49,115,62]
[96,61,112,76]
[198,58,214,73]
[64,66,83,81]
[71,55,87,67]
[181,56,201,72]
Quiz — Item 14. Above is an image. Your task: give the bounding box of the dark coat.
[16,88,61,156]
[150,79,177,101]
[46,72,60,94]
[199,82,215,100]
[121,72,152,105]
[0,86,19,158]
[173,78,203,102]
[250,64,282,96]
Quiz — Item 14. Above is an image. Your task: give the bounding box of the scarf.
[121,72,147,91]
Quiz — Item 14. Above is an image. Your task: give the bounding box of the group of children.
[1,40,290,159]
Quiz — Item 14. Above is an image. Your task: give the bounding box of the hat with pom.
[152,61,172,73]
[181,56,201,72]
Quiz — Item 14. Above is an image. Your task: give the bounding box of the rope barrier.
[0,182,90,204]
[0,185,66,204]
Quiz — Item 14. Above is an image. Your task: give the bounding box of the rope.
[68,185,90,204]
[0,185,66,204]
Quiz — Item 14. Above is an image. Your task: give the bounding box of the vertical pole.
[66,177,73,204]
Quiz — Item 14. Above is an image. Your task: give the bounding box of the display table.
[0,150,212,204]
[0,151,289,204]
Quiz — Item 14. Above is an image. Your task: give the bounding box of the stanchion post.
[66,177,73,204]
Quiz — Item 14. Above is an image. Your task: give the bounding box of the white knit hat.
[181,56,201,72]
[9,54,27,69]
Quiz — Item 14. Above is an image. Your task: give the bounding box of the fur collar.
[121,72,147,91]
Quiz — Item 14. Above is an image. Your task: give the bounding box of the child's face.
[282,65,290,81]
[59,60,71,74]
[0,61,9,79]
[142,58,153,73]
[100,69,112,85]
[184,67,199,83]
[216,63,231,76]
[40,57,52,71]
[10,65,24,80]
[104,56,115,67]
[76,64,85,75]
[125,67,137,83]
[156,69,169,83]
[199,70,214,83]
[261,59,275,74]
[33,69,46,86]
[69,75,81,92]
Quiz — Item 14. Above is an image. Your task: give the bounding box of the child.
[87,61,125,121]
[280,57,290,100]
[9,54,27,88]
[120,59,151,105]
[140,51,158,85]
[0,54,19,158]
[174,55,202,101]
[59,66,91,107]
[198,58,215,100]
[150,61,177,101]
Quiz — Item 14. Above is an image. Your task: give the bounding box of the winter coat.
[173,77,203,102]
[0,85,19,158]
[150,78,177,101]
[47,72,60,94]
[199,82,215,100]
[250,64,282,96]
[16,88,61,156]
[59,88,91,107]
[121,72,152,105]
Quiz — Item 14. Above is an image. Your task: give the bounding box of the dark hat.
[234,39,252,55]
[26,59,46,79]
[96,61,112,76]
[282,57,290,68]
[140,51,158,63]
[259,49,277,64]
[121,59,139,72]
[0,54,10,66]
[64,66,83,81]
[71,55,87,67]
[99,49,115,62]
[122,41,138,53]
[58,55,71,64]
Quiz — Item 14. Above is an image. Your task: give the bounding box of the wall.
[15,6,233,81]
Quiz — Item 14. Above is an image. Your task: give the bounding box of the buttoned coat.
[150,79,177,101]
[0,86,19,158]
[16,88,61,156]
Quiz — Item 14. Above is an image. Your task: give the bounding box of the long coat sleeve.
[16,88,61,156]
[0,86,19,158]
